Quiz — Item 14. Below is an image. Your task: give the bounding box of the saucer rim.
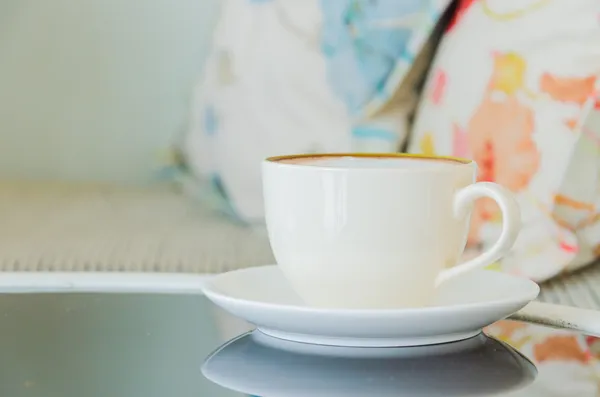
[203,265,540,316]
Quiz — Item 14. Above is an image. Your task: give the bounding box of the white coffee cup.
[262,153,521,309]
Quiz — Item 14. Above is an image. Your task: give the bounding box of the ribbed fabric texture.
[0,182,273,273]
[540,263,600,308]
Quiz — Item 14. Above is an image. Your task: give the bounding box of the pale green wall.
[0,0,219,184]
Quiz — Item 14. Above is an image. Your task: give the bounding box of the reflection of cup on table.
[202,331,537,397]
[263,153,520,309]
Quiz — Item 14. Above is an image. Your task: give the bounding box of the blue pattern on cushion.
[352,126,396,141]
[320,0,424,113]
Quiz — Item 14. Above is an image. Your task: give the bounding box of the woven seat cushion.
[0,182,273,273]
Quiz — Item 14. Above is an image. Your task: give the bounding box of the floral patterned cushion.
[182,0,451,222]
[410,2,600,394]
[409,0,600,282]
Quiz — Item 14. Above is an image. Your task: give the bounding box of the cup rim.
[265,153,473,168]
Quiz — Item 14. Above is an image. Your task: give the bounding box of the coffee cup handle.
[435,182,521,286]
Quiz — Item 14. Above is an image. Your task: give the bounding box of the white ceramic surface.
[202,265,540,347]
[262,154,521,309]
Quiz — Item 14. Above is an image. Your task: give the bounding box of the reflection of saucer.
[203,265,539,347]
[202,331,537,397]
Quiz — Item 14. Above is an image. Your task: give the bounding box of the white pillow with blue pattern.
[181,0,450,222]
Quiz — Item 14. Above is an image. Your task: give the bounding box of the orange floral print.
[565,118,579,130]
[541,73,597,131]
[552,194,596,231]
[430,69,447,105]
[554,194,595,212]
[488,320,528,340]
[540,73,597,106]
[485,320,533,350]
[470,60,540,191]
[466,93,540,242]
[462,51,541,244]
[533,335,592,364]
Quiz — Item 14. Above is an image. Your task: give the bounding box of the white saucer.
[203,265,540,347]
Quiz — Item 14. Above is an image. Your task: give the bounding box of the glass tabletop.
[0,294,239,397]
[0,294,540,397]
